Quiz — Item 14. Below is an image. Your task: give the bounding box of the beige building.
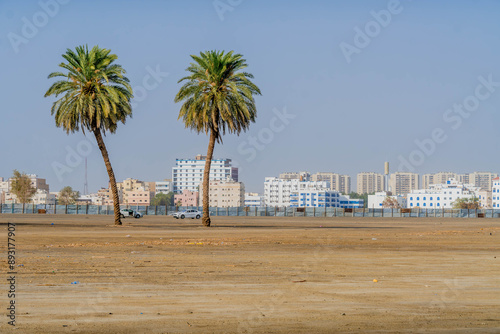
[422,172,498,191]
[199,180,245,207]
[422,172,461,189]
[312,172,351,194]
[279,172,311,181]
[389,172,419,196]
[468,172,498,191]
[357,172,384,194]
[478,190,492,209]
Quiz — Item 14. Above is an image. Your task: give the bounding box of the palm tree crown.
[45,45,133,134]
[175,50,261,141]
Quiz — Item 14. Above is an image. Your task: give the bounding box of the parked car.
[173,209,202,219]
[120,209,143,219]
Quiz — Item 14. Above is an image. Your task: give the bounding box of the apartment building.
[198,180,245,208]
[492,177,500,209]
[174,189,199,207]
[245,193,264,207]
[356,172,384,194]
[407,178,479,209]
[389,172,419,196]
[264,177,330,207]
[172,154,238,193]
[155,179,172,194]
[469,172,499,191]
[422,172,498,191]
[279,172,311,181]
[312,172,351,194]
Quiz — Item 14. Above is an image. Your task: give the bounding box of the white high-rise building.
[264,177,330,207]
[492,177,500,209]
[172,154,238,194]
[408,178,480,209]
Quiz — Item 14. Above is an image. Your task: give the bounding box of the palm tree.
[175,50,261,227]
[45,45,133,226]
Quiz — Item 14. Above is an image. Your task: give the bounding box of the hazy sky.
[1,0,499,193]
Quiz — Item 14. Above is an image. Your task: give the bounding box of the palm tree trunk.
[93,129,122,226]
[202,130,217,227]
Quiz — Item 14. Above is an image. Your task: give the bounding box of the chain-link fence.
[1,204,499,218]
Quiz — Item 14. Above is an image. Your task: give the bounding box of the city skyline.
[1,1,500,194]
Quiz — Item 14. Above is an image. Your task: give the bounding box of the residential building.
[339,194,364,209]
[290,190,340,207]
[174,189,199,207]
[389,172,419,196]
[245,193,264,207]
[126,190,154,206]
[368,191,407,209]
[32,190,56,205]
[407,178,479,209]
[155,179,172,194]
[422,172,460,189]
[477,190,492,209]
[279,172,311,181]
[199,180,245,208]
[468,172,499,191]
[264,177,330,207]
[77,193,104,205]
[356,172,384,194]
[172,154,238,194]
[312,172,351,194]
[492,177,500,209]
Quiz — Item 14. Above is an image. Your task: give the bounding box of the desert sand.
[1,214,499,333]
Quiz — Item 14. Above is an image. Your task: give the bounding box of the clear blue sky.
[1,0,499,193]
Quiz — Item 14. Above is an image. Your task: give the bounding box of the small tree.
[151,192,174,206]
[10,170,36,212]
[58,186,80,205]
[453,197,480,209]
[382,196,400,209]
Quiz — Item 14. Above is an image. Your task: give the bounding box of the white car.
[173,209,202,219]
[120,209,143,219]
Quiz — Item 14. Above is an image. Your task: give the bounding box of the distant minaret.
[83,158,89,195]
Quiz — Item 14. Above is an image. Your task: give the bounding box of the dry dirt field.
[0,214,499,333]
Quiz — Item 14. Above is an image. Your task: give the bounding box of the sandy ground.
[0,214,499,333]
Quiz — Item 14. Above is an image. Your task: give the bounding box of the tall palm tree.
[175,50,261,227]
[45,45,133,226]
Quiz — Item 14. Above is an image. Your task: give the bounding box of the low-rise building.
[264,177,330,207]
[155,179,172,194]
[199,180,245,208]
[368,191,407,209]
[174,189,199,207]
[407,178,479,209]
[245,192,264,207]
[492,177,500,209]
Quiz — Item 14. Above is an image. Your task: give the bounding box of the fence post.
[86,204,89,215]
[165,204,168,215]
[98,205,100,215]
[275,206,277,216]
[226,207,229,216]
[155,205,157,215]
[65,205,68,214]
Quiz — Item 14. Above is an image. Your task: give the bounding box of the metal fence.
[1,204,500,218]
